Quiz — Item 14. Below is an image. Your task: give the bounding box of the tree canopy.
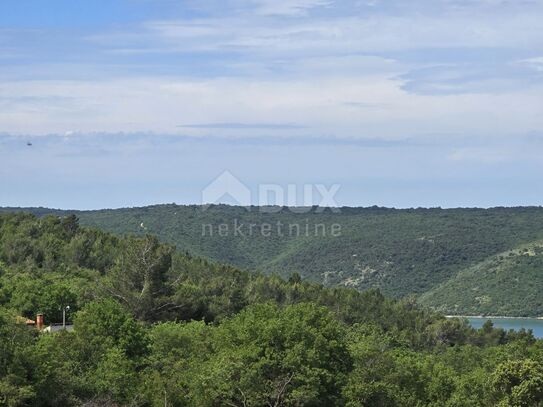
[0,212,542,406]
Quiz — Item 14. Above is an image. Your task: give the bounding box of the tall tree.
[106,235,173,321]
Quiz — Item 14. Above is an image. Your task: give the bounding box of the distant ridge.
[2,204,543,316]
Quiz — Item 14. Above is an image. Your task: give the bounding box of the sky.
[1,0,543,209]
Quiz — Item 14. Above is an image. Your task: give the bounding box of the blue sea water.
[465,317,543,339]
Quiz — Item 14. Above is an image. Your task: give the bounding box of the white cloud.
[81,0,543,61]
[517,57,543,72]
[251,0,332,15]
[448,147,511,163]
[137,11,542,55]
[3,0,543,139]
[1,75,542,139]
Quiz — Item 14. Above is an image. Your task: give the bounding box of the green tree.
[106,235,173,321]
[31,332,85,406]
[0,310,35,406]
[74,299,149,358]
[88,346,140,404]
[491,359,543,406]
[141,320,212,406]
[189,302,352,406]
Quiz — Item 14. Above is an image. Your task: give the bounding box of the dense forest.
[1,212,543,406]
[4,204,543,316]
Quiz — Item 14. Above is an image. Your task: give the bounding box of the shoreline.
[445,315,543,320]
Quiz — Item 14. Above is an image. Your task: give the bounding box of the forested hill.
[3,204,543,316]
[1,212,542,406]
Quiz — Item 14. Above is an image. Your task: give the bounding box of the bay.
[464,317,543,339]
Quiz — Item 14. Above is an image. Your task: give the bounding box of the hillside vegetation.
[419,241,543,316]
[1,212,543,406]
[3,204,543,316]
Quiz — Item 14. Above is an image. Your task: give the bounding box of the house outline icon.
[201,171,251,209]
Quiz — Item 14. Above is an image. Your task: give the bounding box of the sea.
[463,317,543,339]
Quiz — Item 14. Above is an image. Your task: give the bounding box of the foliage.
[419,242,543,316]
[5,204,543,315]
[187,303,352,406]
[0,212,542,406]
[491,359,543,406]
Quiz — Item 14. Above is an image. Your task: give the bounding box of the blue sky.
[1,0,543,209]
